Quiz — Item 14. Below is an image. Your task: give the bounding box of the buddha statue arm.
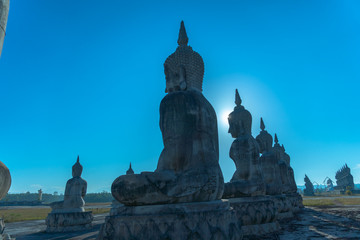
[82,180,87,197]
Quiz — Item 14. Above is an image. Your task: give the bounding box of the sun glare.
[220,109,232,127]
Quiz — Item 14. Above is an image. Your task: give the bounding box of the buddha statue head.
[228,89,252,138]
[281,144,291,165]
[272,133,283,159]
[72,155,83,178]
[255,118,273,153]
[164,21,204,93]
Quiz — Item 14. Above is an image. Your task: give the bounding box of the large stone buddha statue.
[223,90,265,198]
[111,21,224,206]
[255,118,282,195]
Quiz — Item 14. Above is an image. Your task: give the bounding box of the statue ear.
[179,65,187,91]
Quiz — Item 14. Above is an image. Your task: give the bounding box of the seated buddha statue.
[111,21,224,206]
[255,118,282,195]
[50,156,87,213]
[223,90,265,198]
[281,144,298,193]
[272,135,295,194]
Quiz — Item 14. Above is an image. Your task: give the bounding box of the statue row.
[223,89,298,198]
[111,21,298,207]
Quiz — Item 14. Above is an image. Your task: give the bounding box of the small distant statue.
[38,189,43,202]
[223,89,265,198]
[335,164,354,191]
[50,156,87,213]
[326,178,334,192]
[303,175,315,196]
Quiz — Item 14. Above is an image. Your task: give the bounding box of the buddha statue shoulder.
[111,21,224,206]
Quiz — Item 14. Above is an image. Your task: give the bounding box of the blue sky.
[1,0,360,193]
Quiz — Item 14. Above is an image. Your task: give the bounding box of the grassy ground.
[303,197,360,206]
[0,207,110,223]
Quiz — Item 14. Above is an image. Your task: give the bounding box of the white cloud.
[354,164,360,169]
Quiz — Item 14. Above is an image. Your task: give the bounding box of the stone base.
[271,195,293,220]
[286,192,304,213]
[97,200,242,240]
[228,196,280,236]
[46,211,93,233]
[270,193,303,220]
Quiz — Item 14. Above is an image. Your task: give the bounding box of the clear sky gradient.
[1,1,360,193]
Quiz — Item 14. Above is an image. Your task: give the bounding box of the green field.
[302,196,360,206]
[0,207,110,223]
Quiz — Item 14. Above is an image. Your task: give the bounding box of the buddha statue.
[272,135,295,194]
[282,144,298,193]
[255,118,282,195]
[223,90,265,198]
[50,156,87,213]
[303,174,314,196]
[111,21,224,206]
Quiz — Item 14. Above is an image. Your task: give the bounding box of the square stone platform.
[97,200,242,240]
[46,211,93,233]
[228,196,280,236]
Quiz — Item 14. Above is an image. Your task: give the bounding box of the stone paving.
[3,206,360,240]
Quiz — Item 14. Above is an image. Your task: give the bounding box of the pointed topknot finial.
[274,133,279,144]
[260,117,265,131]
[72,155,83,177]
[235,89,242,106]
[126,162,134,175]
[177,21,189,46]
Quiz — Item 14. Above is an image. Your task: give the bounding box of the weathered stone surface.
[335,164,354,190]
[0,0,9,56]
[286,193,303,213]
[50,156,87,213]
[46,211,93,233]
[229,196,280,236]
[270,194,303,220]
[0,160,12,240]
[97,200,242,240]
[223,90,265,198]
[271,195,294,220]
[303,175,315,196]
[256,118,282,195]
[111,21,224,206]
[272,135,297,194]
[0,161,10,200]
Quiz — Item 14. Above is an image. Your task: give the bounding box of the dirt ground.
[4,205,360,240]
